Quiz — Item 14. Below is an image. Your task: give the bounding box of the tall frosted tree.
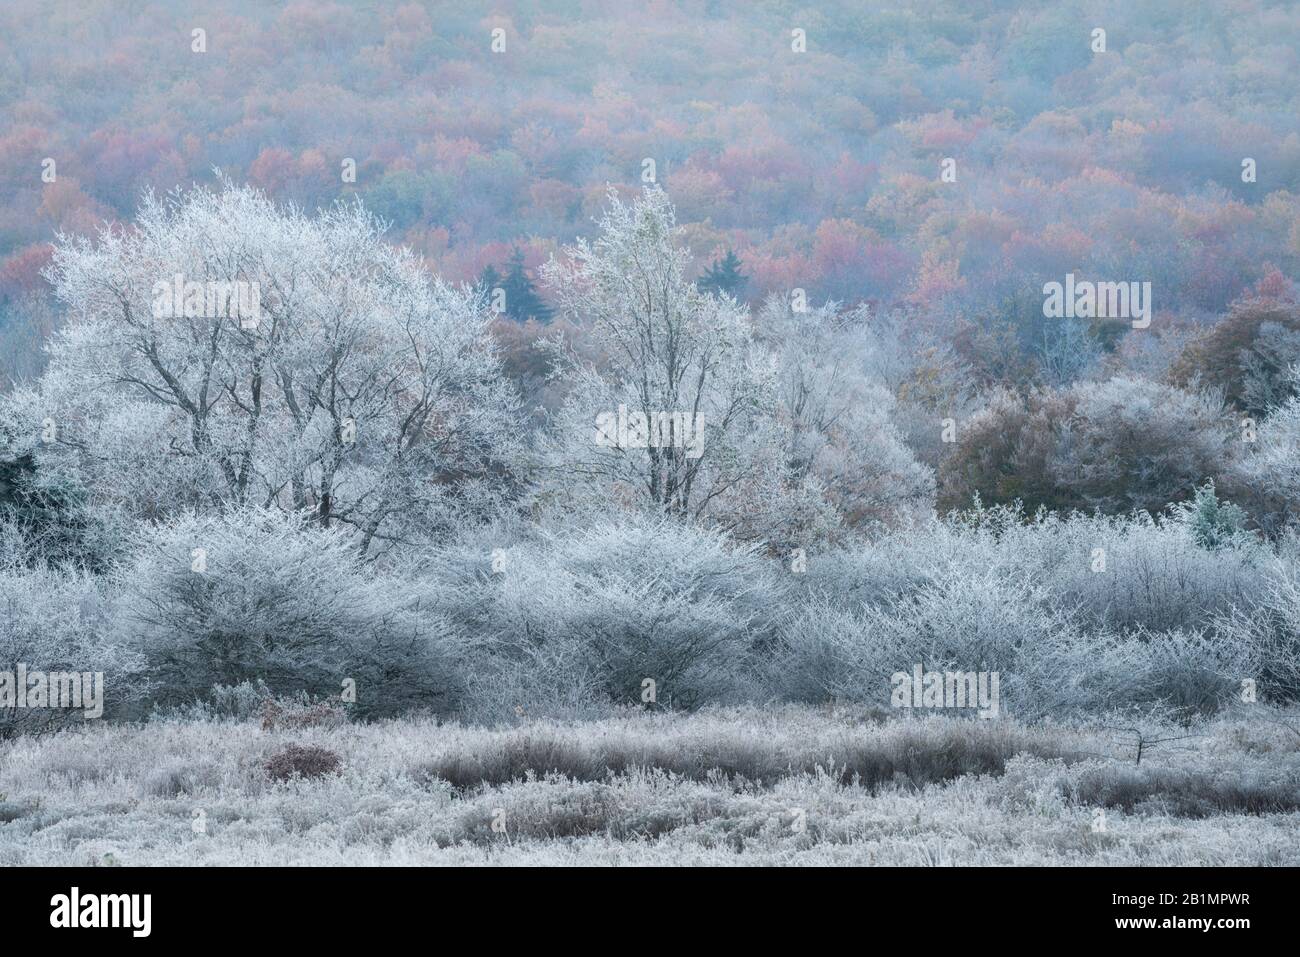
[541,187,787,530]
[0,182,521,554]
[756,295,934,534]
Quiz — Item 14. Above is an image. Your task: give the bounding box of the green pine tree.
[698,249,748,299]
[501,248,553,323]
[479,264,504,315]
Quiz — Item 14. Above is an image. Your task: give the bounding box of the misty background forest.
[1,0,1299,866]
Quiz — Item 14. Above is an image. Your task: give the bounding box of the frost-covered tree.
[1171,298,1300,417]
[0,182,520,553]
[1227,372,1300,533]
[757,295,934,533]
[940,377,1234,515]
[541,187,776,525]
[1050,377,1235,514]
[1170,481,1251,550]
[857,307,982,472]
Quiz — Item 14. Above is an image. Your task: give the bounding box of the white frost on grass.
[2,706,1298,866]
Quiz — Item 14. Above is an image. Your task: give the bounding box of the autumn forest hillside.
[1,0,1298,391]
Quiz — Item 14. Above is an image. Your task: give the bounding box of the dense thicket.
[0,180,1298,725]
[0,3,1298,728]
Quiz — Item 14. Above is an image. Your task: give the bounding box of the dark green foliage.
[478,263,502,302]
[0,453,98,568]
[698,249,748,299]
[1175,482,1251,551]
[499,248,552,323]
[362,170,429,230]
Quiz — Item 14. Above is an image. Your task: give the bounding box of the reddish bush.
[263,745,342,782]
[1170,298,1300,415]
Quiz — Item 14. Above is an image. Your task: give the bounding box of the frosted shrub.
[117,508,462,718]
[1226,381,1300,535]
[0,564,146,737]
[263,744,342,782]
[151,679,272,723]
[441,518,780,719]
[802,506,1268,634]
[1018,626,1249,717]
[774,549,1254,717]
[994,511,1267,633]
[767,601,898,705]
[937,378,1234,516]
[1213,564,1300,702]
[1126,629,1253,713]
[869,572,1043,670]
[772,570,1084,713]
[790,524,953,609]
